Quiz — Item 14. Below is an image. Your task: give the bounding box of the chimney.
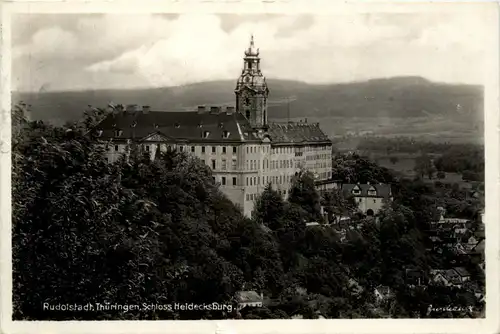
[126,104,137,113]
[197,105,206,114]
[107,103,116,114]
[226,106,235,115]
[142,105,151,114]
[210,106,220,114]
[116,104,124,113]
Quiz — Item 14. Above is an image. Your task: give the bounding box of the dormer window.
[203,131,210,138]
[115,130,123,137]
[131,121,137,128]
[96,129,103,137]
[223,130,230,138]
[154,123,159,129]
[174,123,180,128]
[352,186,361,195]
[367,186,377,196]
[198,123,203,128]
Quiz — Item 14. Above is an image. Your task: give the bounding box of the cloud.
[12,10,491,91]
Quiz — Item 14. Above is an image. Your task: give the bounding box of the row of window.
[213,176,238,186]
[306,154,330,161]
[356,198,379,203]
[309,162,330,169]
[246,189,288,202]
[246,145,269,154]
[245,174,295,187]
[202,159,237,171]
[246,145,331,156]
[244,159,298,171]
[111,143,331,156]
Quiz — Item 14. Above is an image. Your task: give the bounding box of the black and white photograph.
[2,1,499,331]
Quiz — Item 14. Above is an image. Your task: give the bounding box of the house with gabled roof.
[341,182,392,215]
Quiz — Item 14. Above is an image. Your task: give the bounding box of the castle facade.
[95,37,335,217]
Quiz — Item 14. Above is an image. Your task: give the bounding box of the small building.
[236,291,263,310]
[453,267,471,283]
[341,182,392,215]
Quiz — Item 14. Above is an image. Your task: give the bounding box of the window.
[233,177,237,186]
[373,199,377,203]
[114,145,119,151]
[250,178,253,186]
[212,146,216,154]
[211,160,216,169]
[246,194,250,201]
[222,147,226,154]
[203,131,210,138]
[221,177,226,185]
[246,177,249,186]
[202,146,206,154]
[352,187,361,195]
[191,146,195,153]
[145,145,150,152]
[221,159,227,170]
[232,159,237,170]
[233,146,237,154]
[212,177,216,183]
[223,130,230,138]
[246,147,249,154]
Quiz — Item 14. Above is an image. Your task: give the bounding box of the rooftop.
[95,107,331,145]
[341,183,392,198]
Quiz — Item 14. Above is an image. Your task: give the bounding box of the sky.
[11,10,491,92]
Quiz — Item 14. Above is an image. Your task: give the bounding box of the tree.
[253,183,286,230]
[288,171,322,222]
[414,154,435,180]
[321,189,357,222]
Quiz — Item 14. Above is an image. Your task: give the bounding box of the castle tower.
[235,35,270,129]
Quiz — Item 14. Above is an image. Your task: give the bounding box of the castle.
[95,36,335,217]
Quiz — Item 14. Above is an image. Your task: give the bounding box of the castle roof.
[95,109,332,146]
[267,122,331,144]
[96,109,258,143]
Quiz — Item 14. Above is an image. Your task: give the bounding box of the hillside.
[12,77,484,142]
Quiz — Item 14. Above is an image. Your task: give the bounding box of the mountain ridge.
[13,77,483,138]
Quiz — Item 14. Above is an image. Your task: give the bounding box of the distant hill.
[13,76,484,137]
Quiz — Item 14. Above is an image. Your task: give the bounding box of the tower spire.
[245,34,259,57]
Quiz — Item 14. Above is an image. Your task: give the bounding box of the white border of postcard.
[1,1,499,334]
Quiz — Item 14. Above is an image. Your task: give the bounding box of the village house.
[341,182,393,215]
[429,268,471,288]
[235,290,264,311]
